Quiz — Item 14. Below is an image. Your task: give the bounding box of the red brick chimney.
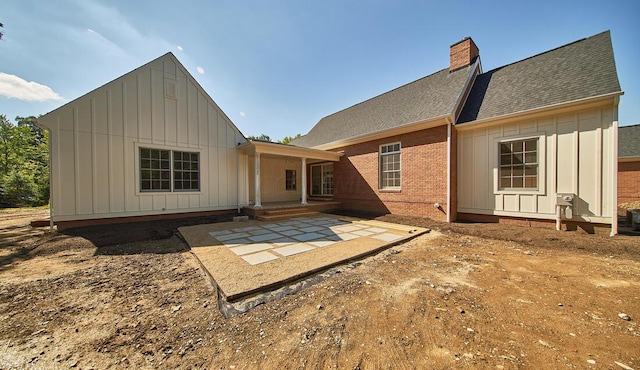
[450,37,479,71]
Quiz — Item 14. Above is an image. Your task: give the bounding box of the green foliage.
[247,134,272,142]
[0,114,49,207]
[279,133,301,145]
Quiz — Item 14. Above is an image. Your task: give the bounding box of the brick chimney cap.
[450,37,474,48]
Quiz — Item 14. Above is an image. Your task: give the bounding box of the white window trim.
[493,134,546,195]
[135,142,202,195]
[379,142,401,190]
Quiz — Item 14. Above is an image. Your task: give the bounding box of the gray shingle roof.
[458,31,621,123]
[291,65,473,148]
[619,124,640,158]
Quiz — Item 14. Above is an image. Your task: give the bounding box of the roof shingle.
[458,31,621,123]
[619,124,640,158]
[292,65,473,148]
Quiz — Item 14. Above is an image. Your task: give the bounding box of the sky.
[1,0,639,141]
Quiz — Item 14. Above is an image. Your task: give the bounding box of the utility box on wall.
[556,193,576,219]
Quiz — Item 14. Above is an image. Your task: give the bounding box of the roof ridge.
[317,66,460,121]
[481,30,611,75]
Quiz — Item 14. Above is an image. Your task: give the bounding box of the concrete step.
[262,208,310,216]
[256,211,319,221]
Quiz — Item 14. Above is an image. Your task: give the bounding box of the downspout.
[611,97,619,236]
[445,115,453,223]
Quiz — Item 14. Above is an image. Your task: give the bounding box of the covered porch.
[238,141,342,216]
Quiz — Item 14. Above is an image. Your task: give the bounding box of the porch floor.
[178,214,428,302]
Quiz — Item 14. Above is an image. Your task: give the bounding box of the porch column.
[301,157,308,205]
[254,153,262,208]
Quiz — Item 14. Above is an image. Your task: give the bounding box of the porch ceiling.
[238,140,342,162]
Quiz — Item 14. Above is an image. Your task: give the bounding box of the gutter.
[455,91,624,132]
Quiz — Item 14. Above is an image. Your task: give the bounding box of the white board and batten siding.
[457,106,616,224]
[39,53,248,222]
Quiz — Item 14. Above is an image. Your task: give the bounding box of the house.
[292,30,622,235]
[40,31,622,235]
[618,124,640,205]
[38,54,250,229]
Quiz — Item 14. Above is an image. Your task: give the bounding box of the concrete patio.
[178,214,428,301]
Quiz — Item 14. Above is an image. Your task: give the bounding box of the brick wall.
[618,160,640,204]
[450,37,479,71]
[331,125,450,220]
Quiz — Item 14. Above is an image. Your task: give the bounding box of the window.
[285,169,296,191]
[140,148,199,192]
[499,138,538,190]
[380,142,401,189]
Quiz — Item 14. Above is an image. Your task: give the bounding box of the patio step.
[256,208,320,221]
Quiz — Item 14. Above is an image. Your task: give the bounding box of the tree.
[279,134,302,145]
[0,114,49,207]
[247,134,272,142]
[0,22,4,40]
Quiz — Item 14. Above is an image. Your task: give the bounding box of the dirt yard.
[0,208,638,369]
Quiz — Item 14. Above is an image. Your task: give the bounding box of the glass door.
[311,163,333,196]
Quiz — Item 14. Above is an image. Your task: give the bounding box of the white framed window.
[139,147,200,193]
[499,138,538,190]
[494,134,546,195]
[379,142,401,190]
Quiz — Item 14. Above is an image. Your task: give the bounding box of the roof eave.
[238,140,342,161]
[455,91,624,132]
[311,115,450,150]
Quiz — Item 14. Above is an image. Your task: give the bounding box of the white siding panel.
[153,195,166,211]
[177,75,189,144]
[227,149,238,205]
[151,69,165,142]
[503,194,518,211]
[208,105,218,146]
[124,137,139,212]
[208,149,220,206]
[165,194,177,210]
[178,194,189,209]
[165,96,177,144]
[226,122,237,148]
[76,132,93,214]
[110,85,124,137]
[601,110,613,216]
[138,72,152,140]
[94,134,110,214]
[199,148,210,206]
[520,194,536,213]
[77,98,92,133]
[59,107,74,131]
[94,91,108,135]
[459,134,473,208]
[218,148,228,204]
[124,76,138,138]
[472,133,488,209]
[164,59,176,77]
[217,113,227,148]
[188,82,198,145]
[578,112,600,216]
[140,195,153,211]
[189,194,200,209]
[58,130,76,215]
[556,118,576,194]
[110,135,125,213]
[198,93,209,146]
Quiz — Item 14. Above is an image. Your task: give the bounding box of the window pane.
[500,167,511,177]
[525,140,536,151]
[500,177,511,188]
[513,177,523,188]
[525,176,537,188]
[513,153,523,165]
[513,166,524,176]
[513,141,523,152]
[500,143,511,154]
[525,152,537,163]
[500,154,512,165]
[525,165,537,176]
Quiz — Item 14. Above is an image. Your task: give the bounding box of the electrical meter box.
[556,193,575,206]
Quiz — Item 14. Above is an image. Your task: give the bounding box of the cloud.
[177,45,183,51]
[0,73,64,102]
[196,66,205,74]
[240,111,246,117]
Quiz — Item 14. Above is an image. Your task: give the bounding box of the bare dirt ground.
[0,208,639,369]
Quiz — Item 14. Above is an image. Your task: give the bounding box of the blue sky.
[1,0,638,140]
